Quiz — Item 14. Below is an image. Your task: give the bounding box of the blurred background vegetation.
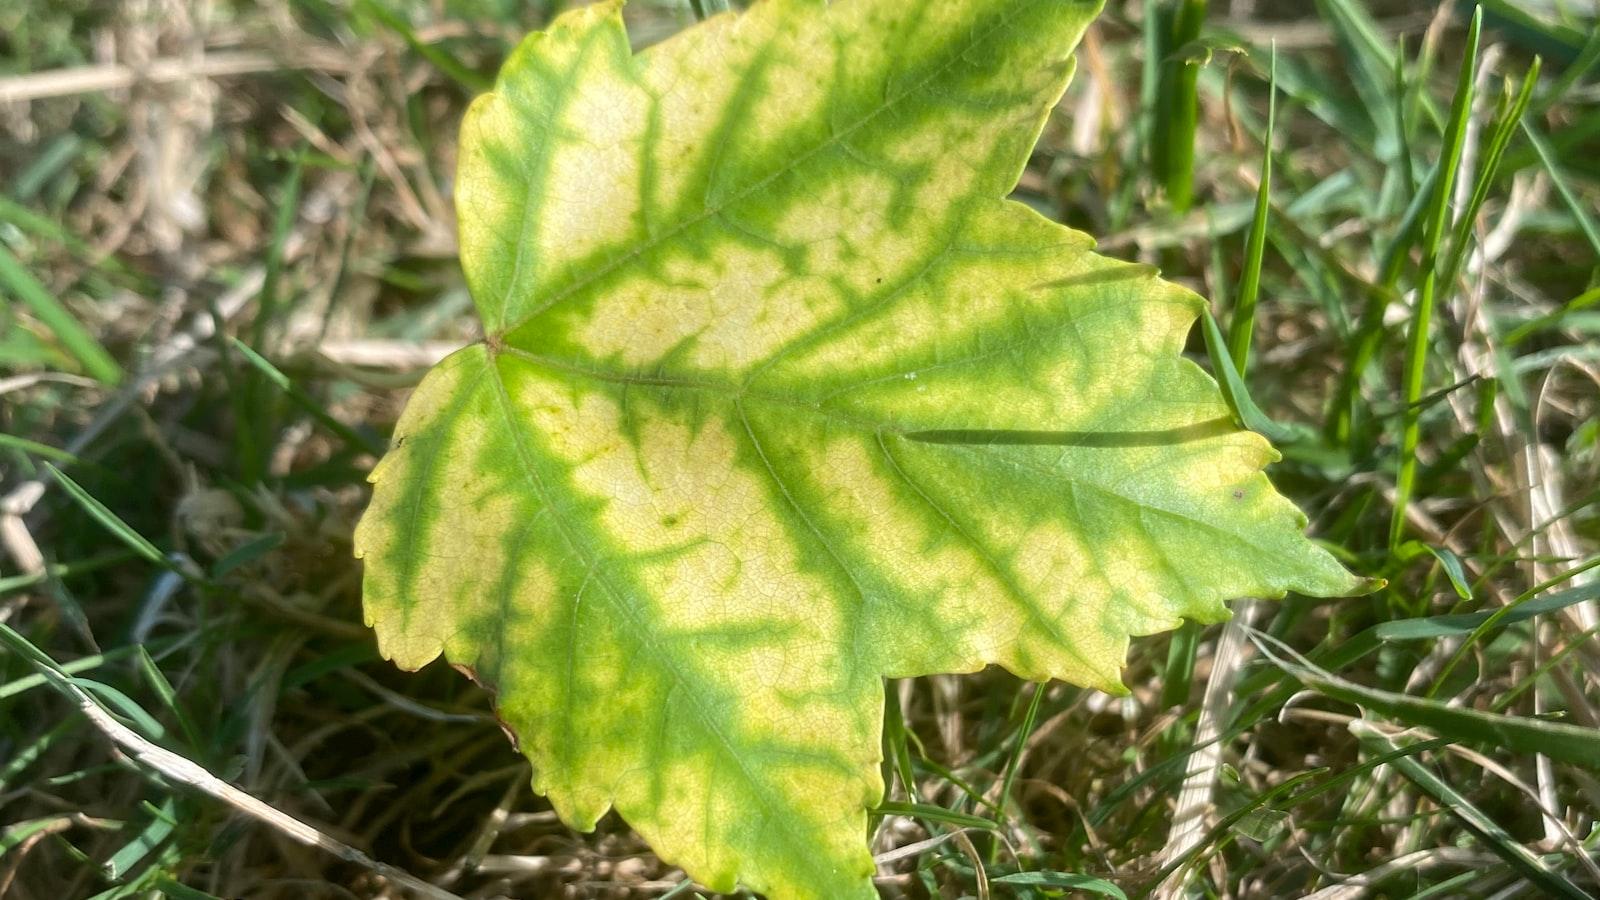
[1,0,1597,897]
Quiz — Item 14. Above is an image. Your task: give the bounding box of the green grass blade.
[1537,16,1600,110]
[1390,34,1415,196]
[1475,0,1592,63]
[260,164,301,337]
[209,531,285,579]
[1136,0,1163,213]
[0,197,118,266]
[0,550,136,598]
[1200,308,1311,445]
[882,684,918,801]
[1425,556,1600,697]
[873,801,999,832]
[1436,57,1543,299]
[43,463,166,567]
[1423,544,1473,601]
[1350,721,1591,900]
[1,816,79,856]
[1504,286,1600,346]
[0,719,79,792]
[1521,117,1600,259]
[1153,0,1206,213]
[229,338,385,457]
[1399,869,1498,900]
[0,641,171,701]
[0,432,78,463]
[70,677,167,741]
[1390,7,1483,550]
[1327,158,1435,447]
[1312,0,1402,148]
[1144,766,1328,888]
[104,797,178,879]
[688,0,732,20]
[10,134,82,202]
[1159,620,1200,715]
[135,645,202,752]
[1492,622,1600,714]
[355,0,489,92]
[1255,632,1600,772]
[1225,47,1276,372]
[1375,579,1600,643]
[990,871,1127,898]
[0,244,122,385]
[997,683,1045,821]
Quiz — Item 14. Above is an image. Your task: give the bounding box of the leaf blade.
[356,2,1369,896]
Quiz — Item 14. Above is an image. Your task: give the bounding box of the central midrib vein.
[498,344,922,438]
[496,344,1229,452]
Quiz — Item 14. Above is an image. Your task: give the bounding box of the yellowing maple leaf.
[355,0,1368,895]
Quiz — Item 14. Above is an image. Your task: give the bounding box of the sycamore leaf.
[354,0,1370,896]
